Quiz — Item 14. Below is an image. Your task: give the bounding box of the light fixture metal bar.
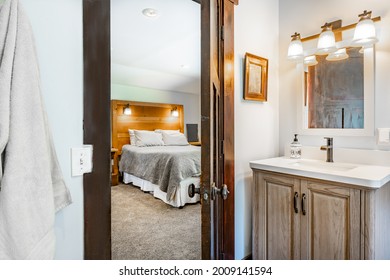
[301,16,381,42]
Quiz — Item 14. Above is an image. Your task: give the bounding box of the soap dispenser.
[290,134,302,159]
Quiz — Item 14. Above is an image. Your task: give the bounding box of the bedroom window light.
[171,107,179,118]
[123,104,132,115]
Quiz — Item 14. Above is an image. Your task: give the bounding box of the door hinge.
[220,25,224,41]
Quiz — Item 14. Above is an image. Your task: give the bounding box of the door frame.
[82,0,236,260]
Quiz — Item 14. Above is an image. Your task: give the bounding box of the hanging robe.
[0,0,72,259]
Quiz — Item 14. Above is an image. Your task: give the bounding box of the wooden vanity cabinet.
[253,173,300,260]
[252,170,390,260]
[300,180,361,260]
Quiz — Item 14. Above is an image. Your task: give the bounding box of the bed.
[119,145,201,207]
[111,100,201,207]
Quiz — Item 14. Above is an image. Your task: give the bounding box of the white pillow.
[134,130,164,147]
[128,129,136,146]
[162,131,189,146]
[155,129,180,135]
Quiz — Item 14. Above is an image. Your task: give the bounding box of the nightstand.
[111,148,119,186]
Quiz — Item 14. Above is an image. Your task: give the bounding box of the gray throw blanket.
[0,0,72,259]
[119,145,201,201]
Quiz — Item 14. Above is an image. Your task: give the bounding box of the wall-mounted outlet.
[71,145,93,176]
[377,128,390,146]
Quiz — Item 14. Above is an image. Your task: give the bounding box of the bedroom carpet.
[111,184,201,260]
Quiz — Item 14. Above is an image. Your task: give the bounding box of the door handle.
[188,183,200,198]
[211,184,229,200]
[294,192,299,213]
[301,193,306,216]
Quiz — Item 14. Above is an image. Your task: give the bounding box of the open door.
[201,0,235,260]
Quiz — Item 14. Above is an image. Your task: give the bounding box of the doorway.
[110,0,202,260]
[82,0,236,260]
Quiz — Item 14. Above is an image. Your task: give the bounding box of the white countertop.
[250,157,390,189]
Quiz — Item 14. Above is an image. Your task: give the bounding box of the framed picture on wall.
[244,52,268,102]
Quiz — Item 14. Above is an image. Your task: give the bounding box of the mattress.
[123,173,200,207]
[119,145,201,207]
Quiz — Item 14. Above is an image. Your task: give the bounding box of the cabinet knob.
[302,193,307,216]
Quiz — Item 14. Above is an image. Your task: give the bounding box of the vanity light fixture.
[352,10,378,46]
[288,10,381,63]
[326,47,349,61]
[123,104,132,115]
[171,107,179,117]
[304,55,318,66]
[316,23,337,55]
[287,32,304,61]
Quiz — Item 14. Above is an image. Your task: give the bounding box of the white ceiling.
[111,0,201,95]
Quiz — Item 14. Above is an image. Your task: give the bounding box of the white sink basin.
[250,157,390,189]
[288,159,357,172]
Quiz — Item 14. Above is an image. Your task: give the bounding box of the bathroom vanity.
[250,156,390,260]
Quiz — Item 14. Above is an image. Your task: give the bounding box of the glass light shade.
[287,36,304,61]
[316,30,337,55]
[171,109,179,117]
[352,18,378,46]
[326,48,349,61]
[123,107,132,115]
[304,55,318,66]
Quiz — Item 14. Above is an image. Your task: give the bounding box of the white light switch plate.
[71,145,93,176]
[377,128,390,146]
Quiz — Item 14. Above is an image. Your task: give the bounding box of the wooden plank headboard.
[111,100,184,154]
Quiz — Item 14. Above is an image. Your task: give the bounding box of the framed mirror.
[297,46,375,136]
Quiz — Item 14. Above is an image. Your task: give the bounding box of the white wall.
[112,83,201,136]
[279,0,390,153]
[21,0,84,259]
[234,0,279,259]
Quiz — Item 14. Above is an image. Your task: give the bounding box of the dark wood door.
[201,0,235,260]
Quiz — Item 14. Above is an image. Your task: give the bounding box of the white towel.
[0,0,72,259]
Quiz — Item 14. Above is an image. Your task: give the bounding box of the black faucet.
[320,137,333,162]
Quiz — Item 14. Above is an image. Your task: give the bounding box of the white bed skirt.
[122,173,200,207]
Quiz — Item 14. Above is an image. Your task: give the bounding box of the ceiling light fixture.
[142,8,158,18]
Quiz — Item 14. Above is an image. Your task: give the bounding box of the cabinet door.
[300,180,361,260]
[253,172,300,259]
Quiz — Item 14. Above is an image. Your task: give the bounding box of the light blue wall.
[112,83,201,135]
[21,0,84,259]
